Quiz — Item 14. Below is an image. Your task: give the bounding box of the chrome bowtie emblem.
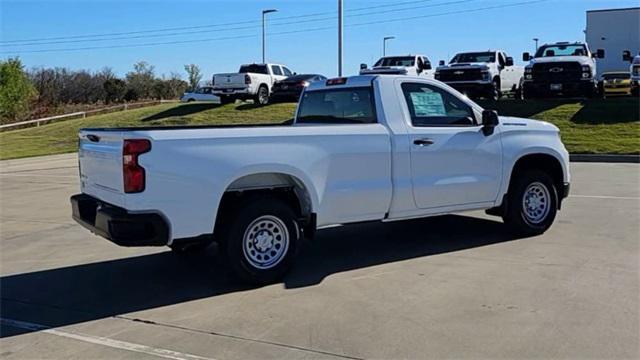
[454,71,465,75]
[549,67,564,73]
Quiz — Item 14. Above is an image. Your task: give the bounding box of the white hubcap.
[242,215,289,270]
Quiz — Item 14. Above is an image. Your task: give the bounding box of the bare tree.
[184,64,202,91]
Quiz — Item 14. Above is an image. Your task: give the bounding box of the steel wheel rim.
[522,182,551,224]
[242,215,289,270]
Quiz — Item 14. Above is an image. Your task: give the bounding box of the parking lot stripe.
[571,195,639,200]
[0,318,216,360]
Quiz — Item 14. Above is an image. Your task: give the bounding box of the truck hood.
[529,56,593,66]
[437,63,489,70]
[499,116,559,133]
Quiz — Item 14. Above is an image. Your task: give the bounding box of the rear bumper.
[212,88,251,96]
[71,194,169,246]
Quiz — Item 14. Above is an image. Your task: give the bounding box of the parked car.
[435,50,524,100]
[180,87,220,103]
[360,55,434,78]
[212,63,293,105]
[522,42,605,98]
[623,51,640,96]
[601,72,632,97]
[71,74,570,284]
[270,74,327,102]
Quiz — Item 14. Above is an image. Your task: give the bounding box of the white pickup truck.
[522,42,605,98]
[435,50,524,100]
[212,63,293,105]
[360,55,435,78]
[71,75,570,284]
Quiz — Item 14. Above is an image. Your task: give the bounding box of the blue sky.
[1,0,639,79]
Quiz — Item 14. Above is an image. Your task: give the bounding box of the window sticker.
[410,91,445,116]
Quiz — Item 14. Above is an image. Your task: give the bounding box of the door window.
[271,65,283,76]
[401,83,476,126]
[282,67,293,76]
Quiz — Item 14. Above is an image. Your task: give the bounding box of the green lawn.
[1,98,638,160]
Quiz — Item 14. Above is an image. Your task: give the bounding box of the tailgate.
[214,73,247,89]
[78,130,126,206]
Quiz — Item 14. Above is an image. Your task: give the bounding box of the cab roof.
[305,75,378,91]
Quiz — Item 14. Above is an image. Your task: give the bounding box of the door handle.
[413,138,434,146]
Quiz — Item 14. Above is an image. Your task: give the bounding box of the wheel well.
[510,154,564,204]
[215,173,314,237]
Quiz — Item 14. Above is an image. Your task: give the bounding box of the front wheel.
[488,79,501,101]
[221,196,299,284]
[502,170,558,236]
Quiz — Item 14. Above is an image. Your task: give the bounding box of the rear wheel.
[255,85,269,105]
[220,196,299,284]
[502,170,558,236]
[514,79,524,100]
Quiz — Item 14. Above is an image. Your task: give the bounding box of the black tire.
[255,85,269,105]
[502,169,558,236]
[489,79,501,101]
[219,96,234,105]
[220,196,299,284]
[514,79,524,100]
[170,241,211,254]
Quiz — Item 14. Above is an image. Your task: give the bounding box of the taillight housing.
[123,139,151,193]
[245,74,251,84]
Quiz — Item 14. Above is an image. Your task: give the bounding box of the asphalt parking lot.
[0,153,638,359]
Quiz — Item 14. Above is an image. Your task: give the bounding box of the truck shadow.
[142,102,220,122]
[1,214,526,338]
[570,97,640,124]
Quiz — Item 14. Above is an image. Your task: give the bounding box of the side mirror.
[505,57,514,67]
[439,60,445,66]
[623,50,632,62]
[482,110,499,136]
[293,72,298,75]
[522,52,531,62]
[596,49,605,59]
[360,63,367,70]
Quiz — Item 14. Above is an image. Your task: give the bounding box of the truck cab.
[522,42,605,98]
[435,50,524,100]
[360,55,434,78]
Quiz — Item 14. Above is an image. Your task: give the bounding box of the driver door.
[399,80,503,209]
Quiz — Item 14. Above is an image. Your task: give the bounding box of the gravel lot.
[1,154,638,359]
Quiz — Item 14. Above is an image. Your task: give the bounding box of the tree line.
[0,58,203,124]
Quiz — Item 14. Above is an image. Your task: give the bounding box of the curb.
[570,154,640,163]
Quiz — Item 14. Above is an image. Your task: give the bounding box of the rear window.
[239,64,268,74]
[297,87,376,124]
[374,56,414,67]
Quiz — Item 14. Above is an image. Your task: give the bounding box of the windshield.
[374,57,415,67]
[450,52,495,63]
[535,44,587,58]
[239,64,268,74]
[602,73,630,80]
[296,87,376,124]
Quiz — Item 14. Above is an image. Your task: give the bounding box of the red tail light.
[123,139,151,193]
[245,74,251,84]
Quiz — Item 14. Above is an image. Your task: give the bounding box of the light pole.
[262,9,277,63]
[338,0,343,76]
[533,38,539,52]
[383,36,395,57]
